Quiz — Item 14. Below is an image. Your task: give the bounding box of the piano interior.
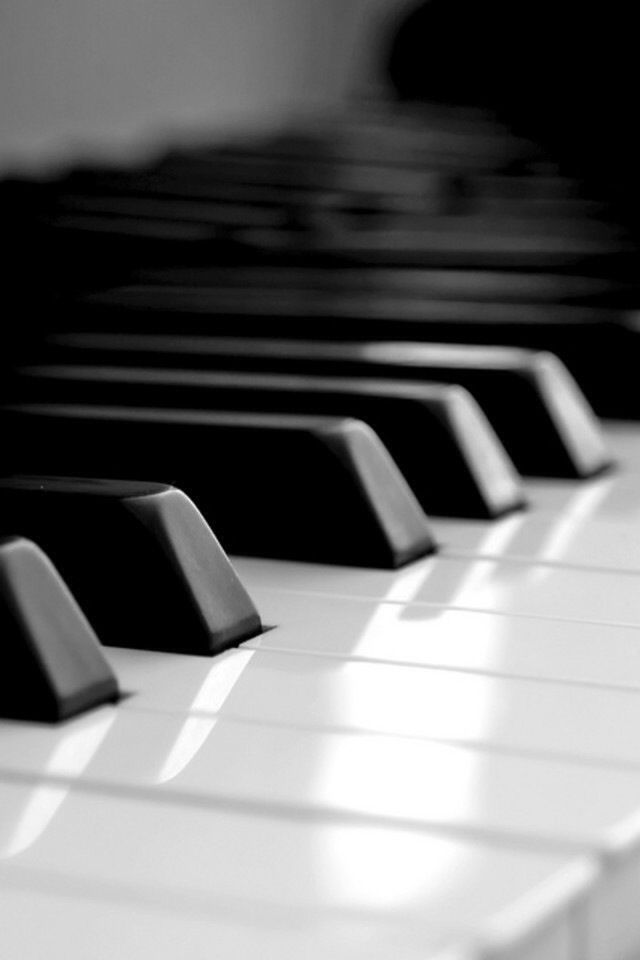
[3,3,640,958]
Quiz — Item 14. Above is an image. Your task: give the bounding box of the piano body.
[4,3,640,959]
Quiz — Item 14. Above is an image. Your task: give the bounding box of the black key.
[11,366,526,519]
[0,535,119,722]
[0,409,436,569]
[130,265,622,305]
[74,282,618,331]
[0,477,262,656]
[67,285,639,418]
[46,334,611,479]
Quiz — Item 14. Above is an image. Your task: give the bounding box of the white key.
[0,779,591,960]
[233,554,640,626]
[1,707,640,855]
[107,647,640,769]
[433,513,640,571]
[427,422,640,569]
[249,590,640,689]
[0,875,578,960]
[524,475,640,522]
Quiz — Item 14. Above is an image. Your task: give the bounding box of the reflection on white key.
[189,649,255,714]
[319,824,467,909]
[156,648,254,783]
[156,717,218,784]
[0,714,114,858]
[2,786,69,860]
[315,735,480,827]
[341,657,494,745]
[478,514,531,555]
[534,514,599,570]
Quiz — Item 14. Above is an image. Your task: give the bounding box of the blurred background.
[3,0,640,419]
[0,0,404,172]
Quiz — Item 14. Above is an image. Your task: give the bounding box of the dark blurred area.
[3,0,640,417]
[387,0,640,227]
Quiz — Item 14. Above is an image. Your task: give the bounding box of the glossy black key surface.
[0,536,119,722]
[0,410,436,569]
[46,333,611,480]
[12,366,525,519]
[0,478,262,656]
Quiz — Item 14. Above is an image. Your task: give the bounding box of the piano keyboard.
[4,108,640,960]
[0,422,640,959]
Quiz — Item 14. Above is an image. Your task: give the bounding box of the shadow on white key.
[0,777,591,960]
[0,712,116,858]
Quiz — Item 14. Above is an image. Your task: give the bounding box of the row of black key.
[1,111,627,727]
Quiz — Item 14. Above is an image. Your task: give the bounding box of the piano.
[4,3,640,959]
